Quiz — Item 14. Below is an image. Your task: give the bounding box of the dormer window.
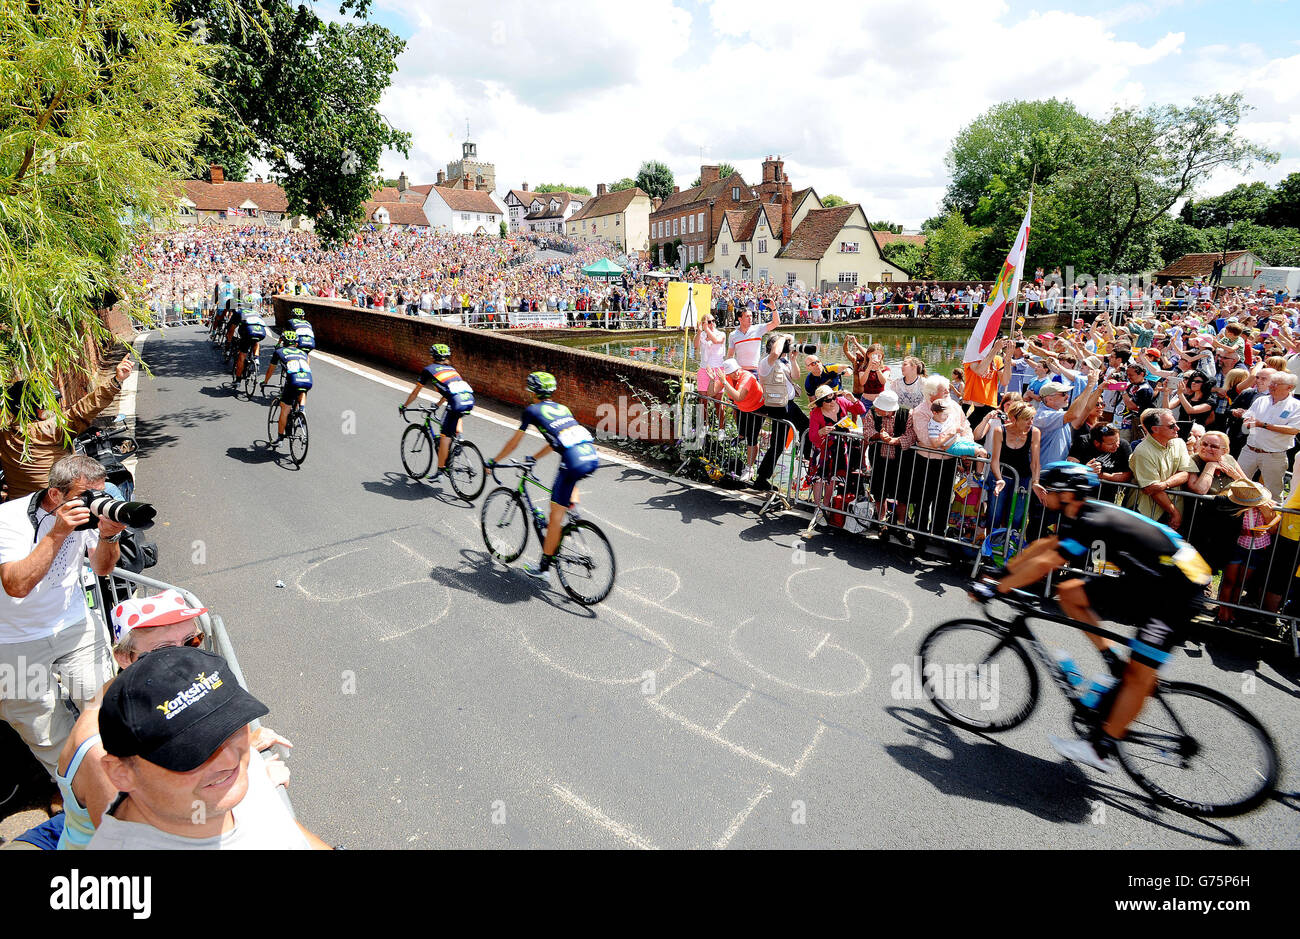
[732,187,739,200]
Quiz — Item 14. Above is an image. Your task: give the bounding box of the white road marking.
[791,722,827,776]
[550,783,657,850]
[651,660,711,702]
[577,508,649,540]
[648,699,805,777]
[713,689,752,733]
[728,622,871,698]
[713,784,772,850]
[784,568,915,637]
[809,632,831,659]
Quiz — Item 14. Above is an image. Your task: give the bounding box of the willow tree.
[0,0,214,428]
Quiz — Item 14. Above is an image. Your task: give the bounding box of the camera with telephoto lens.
[73,490,157,531]
[798,343,818,355]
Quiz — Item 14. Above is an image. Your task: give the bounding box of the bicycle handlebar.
[486,457,534,484]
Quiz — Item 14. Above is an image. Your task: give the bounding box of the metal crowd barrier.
[675,392,799,494]
[84,566,295,813]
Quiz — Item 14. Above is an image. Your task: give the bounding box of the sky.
[334,0,1300,228]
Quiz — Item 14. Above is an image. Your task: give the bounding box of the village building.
[565,184,652,253]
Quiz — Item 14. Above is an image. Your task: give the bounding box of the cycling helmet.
[1039,461,1098,494]
[430,343,451,361]
[526,371,557,397]
[281,328,299,347]
[292,307,305,317]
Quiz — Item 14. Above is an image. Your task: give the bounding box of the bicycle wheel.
[1114,681,1279,817]
[480,488,528,563]
[266,400,280,444]
[400,425,434,480]
[243,362,259,399]
[555,519,616,606]
[447,439,486,501]
[288,410,309,466]
[916,619,1039,732]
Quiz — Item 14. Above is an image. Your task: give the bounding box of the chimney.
[652,196,662,212]
[436,169,446,186]
[209,164,224,185]
[463,175,473,190]
[397,171,408,192]
[522,181,529,191]
[700,165,720,187]
[781,191,792,246]
[254,175,263,184]
[596,182,607,197]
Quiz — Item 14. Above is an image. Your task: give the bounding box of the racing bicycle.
[266,393,309,466]
[480,459,615,605]
[399,404,486,501]
[230,352,261,399]
[917,581,1279,817]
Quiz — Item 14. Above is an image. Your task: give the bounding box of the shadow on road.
[362,471,469,506]
[425,548,597,619]
[226,444,286,467]
[883,705,1242,845]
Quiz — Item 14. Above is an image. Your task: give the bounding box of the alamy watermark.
[890,656,1000,711]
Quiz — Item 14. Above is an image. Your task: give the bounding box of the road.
[131,326,1299,849]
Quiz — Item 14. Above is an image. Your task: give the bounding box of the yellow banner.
[666,283,711,329]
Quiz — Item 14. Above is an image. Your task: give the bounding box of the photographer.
[1,356,134,501]
[752,334,810,492]
[0,455,125,780]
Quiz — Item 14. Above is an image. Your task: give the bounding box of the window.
[488,215,495,223]
[673,218,679,236]
[615,217,620,226]
[732,187,739,200]
[880,272,892,283]
[659,246,665,264]
[758,269,768,282]
[840,242,860,254]
[688,244,695,263]
[462,213,470,221]
[722,243,729,256]
[758,239,767,254]
[838,272,858,285]
[787,272,798,286]
[698,211,705,231]
[688,214,695,234]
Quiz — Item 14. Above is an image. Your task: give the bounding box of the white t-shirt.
[729,322,773,371]
[1245,394,1300,453]
[698,335,726,370]
[0,494,98,643]
[88,751,310,850]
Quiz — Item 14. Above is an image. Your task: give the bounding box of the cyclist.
[399,344,474,477]
[488,372,599,581]
[286,307,316,352]
[984,460,1212,772]
[230,308,267,381]
[261,329,313,440]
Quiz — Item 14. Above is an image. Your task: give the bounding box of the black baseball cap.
[99,647,268,772]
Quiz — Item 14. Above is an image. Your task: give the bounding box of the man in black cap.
[90,646,329,849]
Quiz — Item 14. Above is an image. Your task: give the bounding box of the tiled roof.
[779,205,858,260]
[365,201,430,227]
[654,172,749,215]
[567,187,647,221]
[759,202,783,238]
[722,207,755,243]
[370,186,427,205]
[791,187,816,210]
[872,231,926,249]
[1154,250,1253,278]
[427,185,502,214]
[180,179,289,213]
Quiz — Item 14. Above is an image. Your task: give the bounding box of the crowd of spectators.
[699,284,1300,629]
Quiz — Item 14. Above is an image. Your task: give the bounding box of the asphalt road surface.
[131,326,1299,849]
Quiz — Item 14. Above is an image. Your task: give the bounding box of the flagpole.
[1012,165,1038,340]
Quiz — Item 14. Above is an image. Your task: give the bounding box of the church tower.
[444,123,496,194]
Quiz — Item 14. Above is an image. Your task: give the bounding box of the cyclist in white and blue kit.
[488,372,599,580]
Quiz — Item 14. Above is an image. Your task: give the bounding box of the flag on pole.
[963,194,1032,363]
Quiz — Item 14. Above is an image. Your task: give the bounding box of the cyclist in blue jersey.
[400,344,475,477]
[231,309,268,381]
[286,308,316,352]
[488,371,599,580]
[261,329,313,440]
[984,461,1212,772]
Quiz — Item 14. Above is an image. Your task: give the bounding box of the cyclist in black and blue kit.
[986,461,1212,772]
[230,308,268,383]
[261,329,313,441]
[400,344,474,477]
[489,371,599,580]
[285,308,316,352]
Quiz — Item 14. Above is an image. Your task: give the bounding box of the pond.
[551,326,981,404]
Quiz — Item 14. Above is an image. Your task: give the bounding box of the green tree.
[2,0,215,428]
[944,98,1095,217]
[820,194,848,208]
[1204,221,1300,267]
[609,177,637,192]
[926,211,979,280]
[636,160,675,202]
[535,183,591,195]
[1151,216,1210,267]
[1179,181,1273,228]
[174,0,410,245]
[882,241,924,277]
[869,218,899,231]
[499,219,508,238]
[1050,93,1276,270]
[690,163,737,187]
[1264,171,1300,229]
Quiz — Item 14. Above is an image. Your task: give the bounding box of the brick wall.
[274,297,681,439]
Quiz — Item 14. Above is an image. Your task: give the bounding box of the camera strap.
[27,491,46,546]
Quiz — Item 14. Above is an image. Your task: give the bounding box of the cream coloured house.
[565,184,651,253]
[776,204,910,288]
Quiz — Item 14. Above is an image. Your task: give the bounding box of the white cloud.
[369,0,1295,226]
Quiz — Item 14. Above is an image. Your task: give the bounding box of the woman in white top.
[695,312,728,427]
[891,356,928,412]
